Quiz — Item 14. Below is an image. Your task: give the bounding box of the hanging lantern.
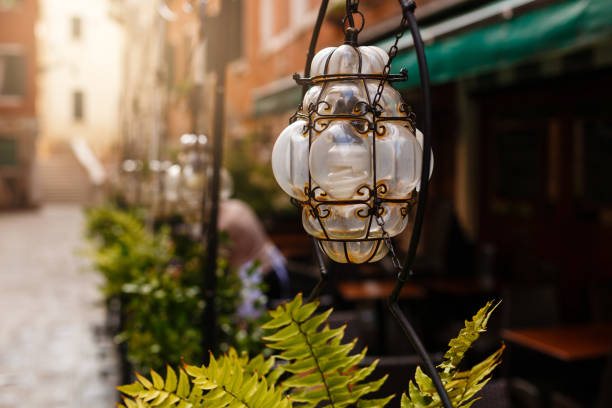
[177,133,209,222]
[271,2,453,407]
[271,31,433,264]
[121,159,142,205]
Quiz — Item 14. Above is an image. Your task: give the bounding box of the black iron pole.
[303,0,330,294]
[302,0,329,98]
[391,0,432,299]
[307,237,329,302]
[301,1,452,406]
[202,65,226,356]
[385,2,453,408]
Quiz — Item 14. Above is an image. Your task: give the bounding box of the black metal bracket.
[307,237,329,303]
[385,2,454,408]
[293,70,408,86]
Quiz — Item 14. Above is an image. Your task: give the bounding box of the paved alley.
[0,205,118,408]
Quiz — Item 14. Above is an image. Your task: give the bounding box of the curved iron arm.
[307,237,329,302]
[387,2,453,408]
[302,0,330,98]
[302,2,452,406]
[391,0,432,301]
[303,0,331,284]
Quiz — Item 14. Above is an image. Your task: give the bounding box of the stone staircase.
[39,150,95,204]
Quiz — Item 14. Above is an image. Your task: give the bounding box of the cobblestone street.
[0,205,118,408]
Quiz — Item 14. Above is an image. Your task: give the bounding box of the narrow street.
[0,205,118,407]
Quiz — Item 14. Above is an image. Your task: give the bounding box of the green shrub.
[84,205,265,372]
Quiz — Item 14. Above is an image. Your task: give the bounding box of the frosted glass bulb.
[416,128,434,184]
[302,207,325,238]
[366,46,389,67]
[318,81,368,115]
[360,46,388,73]
[309,122,371,199]
[370,203,408,237]
[311,47,335,76]
[302,85,322,113]
[375,123,422,197]
[366,80,404,116]
[322,204,370,239]
[326,44,360,74]
[320,240,388,263]
[310,45,388,76]
[272,120,310,199]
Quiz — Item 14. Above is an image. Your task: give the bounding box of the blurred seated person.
[218,198,290,317]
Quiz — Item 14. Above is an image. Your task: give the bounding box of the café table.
[501,323,612,362]
[338,280,427,301]
[337,280,427,354]
[502,324,612,407]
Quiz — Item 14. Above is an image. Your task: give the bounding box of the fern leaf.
[262,293,390,408]
[119,350,291,408]
[438,301,500,375]
[400,301,504,408]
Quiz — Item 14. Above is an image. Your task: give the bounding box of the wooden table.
[338,280,427,301]
[502,324,612,362]
[269,233,313,258]
[337,280,426,354]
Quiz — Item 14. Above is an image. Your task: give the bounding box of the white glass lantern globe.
[317,81,369,115]
[310,44,387,76]
[375,123,423,198]
[271,120,310,200]
[272,43,433,264]
[416,128,434,190]
[309,121,371,200]
[320,240,388,264]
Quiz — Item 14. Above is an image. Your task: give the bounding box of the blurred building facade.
[118,0,612,319]
[35,0,123,203]
[113,0,169,166]
[0,0,38,208]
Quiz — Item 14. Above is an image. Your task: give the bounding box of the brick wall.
[0,0,37,117]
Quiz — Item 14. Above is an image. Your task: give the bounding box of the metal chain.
[371,14,410,273]
[375,211,403,271]
[371,14,409,112]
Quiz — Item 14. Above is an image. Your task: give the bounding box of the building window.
[0,53,26,98]
[0,137,18,167]
[71,16,82,40]
[73,90,84,121]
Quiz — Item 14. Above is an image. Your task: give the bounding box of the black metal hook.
[345,0,359,28]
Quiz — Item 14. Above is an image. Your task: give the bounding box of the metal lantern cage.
[273,35,432,265]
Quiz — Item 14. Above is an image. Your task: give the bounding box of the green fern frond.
[400,301,504,408]
[119,349,290,408]
[438,301,500,375]
[118,365,202,408]
[262,294,391,408]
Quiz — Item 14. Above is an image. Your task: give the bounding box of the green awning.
[382,0,612,89]
[254,85,302,117]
